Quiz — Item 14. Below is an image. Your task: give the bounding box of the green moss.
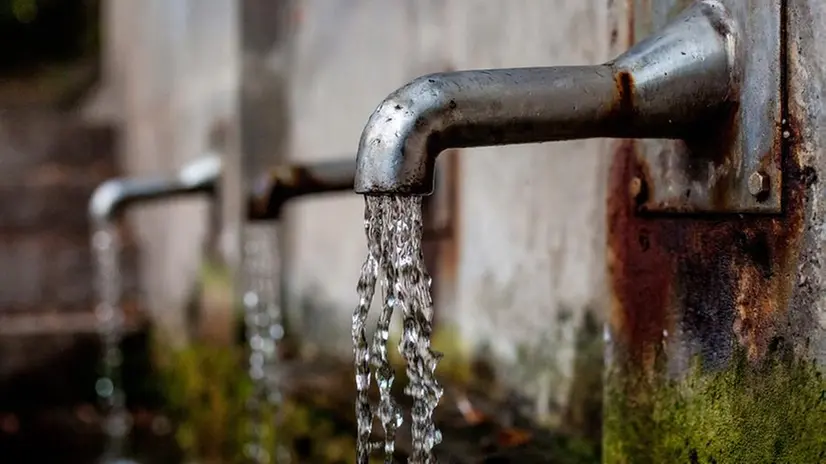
[199,258,234,293]
[154,340,264,463]
[604,346,826,463]
[564,311,603,446]
[154,339,382,463]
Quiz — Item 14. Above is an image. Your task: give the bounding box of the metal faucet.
[89,155,222,224]
[354,1,738,195]
[247,159,356,220]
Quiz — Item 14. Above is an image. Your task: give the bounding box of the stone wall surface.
[104,0,239,342]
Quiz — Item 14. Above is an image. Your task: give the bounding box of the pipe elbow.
[249,159,357,221]
[355,74,457,195]
[88,179,130,223]
[177,154,222,194]
[89,155,221,224]
[353,1,738,197]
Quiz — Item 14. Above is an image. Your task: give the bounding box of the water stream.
[241,224,288,464]
[353,196,443,463]
[91,223,132,462]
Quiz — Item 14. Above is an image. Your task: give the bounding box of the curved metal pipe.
[247,159,356,220]
[354,1,735,195]
[89,155,222,224]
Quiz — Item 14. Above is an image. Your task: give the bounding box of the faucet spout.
[355,0,735,195]
[89,154,222,224]
[248,159,356,220]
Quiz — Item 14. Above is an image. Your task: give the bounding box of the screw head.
[748,171,770,198]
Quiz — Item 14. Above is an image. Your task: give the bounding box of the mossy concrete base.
[604,346,826,463]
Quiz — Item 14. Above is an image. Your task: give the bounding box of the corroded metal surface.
[633,0,784,214]
[605,0,793,375]
[247,159,356,220]
[603,1,826,461]
[607,136,806,372]
[603,127,813,462]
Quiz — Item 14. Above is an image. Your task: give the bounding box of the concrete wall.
[449,1,610,420]
[283,0,419,349]
[97,0,239,341]
[283,0,611,421]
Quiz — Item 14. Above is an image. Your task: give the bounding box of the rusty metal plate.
[633,0,783,214]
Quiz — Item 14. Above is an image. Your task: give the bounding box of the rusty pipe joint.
[247,159,356,221]
[89,155,222,224]
[354,0,736,195]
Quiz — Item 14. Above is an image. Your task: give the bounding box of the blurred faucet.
[247,159,355,220]
[89,155,222,224]
[354,1,735,195]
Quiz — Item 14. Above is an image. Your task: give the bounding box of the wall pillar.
[603,2,826,461]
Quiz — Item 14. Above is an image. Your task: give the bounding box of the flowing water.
[241,224,288,464]
[91,223,132,462]
[353,196,443,463]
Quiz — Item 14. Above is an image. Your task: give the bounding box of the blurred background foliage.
[0,0,99,72]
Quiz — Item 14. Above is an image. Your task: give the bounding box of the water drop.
[240,224,287,462]
[96,378,114,398]
[91,224,130,460]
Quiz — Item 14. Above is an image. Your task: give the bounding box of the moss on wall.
[153,338,386,463]
[604,344,826,463]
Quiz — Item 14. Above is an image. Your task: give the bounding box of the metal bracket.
[633,0,783,214]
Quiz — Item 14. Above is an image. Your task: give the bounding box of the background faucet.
[89,155,222,225]
[354,1,734,195]
[247,159,356,220]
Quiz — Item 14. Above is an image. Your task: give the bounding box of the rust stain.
[607,122,807,370]
[614,70,635,117]
[246,169,282,220]
[246,163,355,220]
[607,140,673,373]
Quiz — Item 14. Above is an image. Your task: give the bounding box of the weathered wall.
[99,0,239,341]
[448,1,610,423]
[283,0,611,423]
[283,0,419,350]
[793,0,826,364]
[599,1,826,462]
[223,0,295,339]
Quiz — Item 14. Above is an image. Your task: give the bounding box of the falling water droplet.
[96,378,114,398]
[352,196,384,462]
[91,223,130,461]
[353,196,442,463]
[241,224,288,463]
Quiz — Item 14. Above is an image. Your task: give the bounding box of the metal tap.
[89,155,222,224]
[247,159,356,220]
[354,1,739,195]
